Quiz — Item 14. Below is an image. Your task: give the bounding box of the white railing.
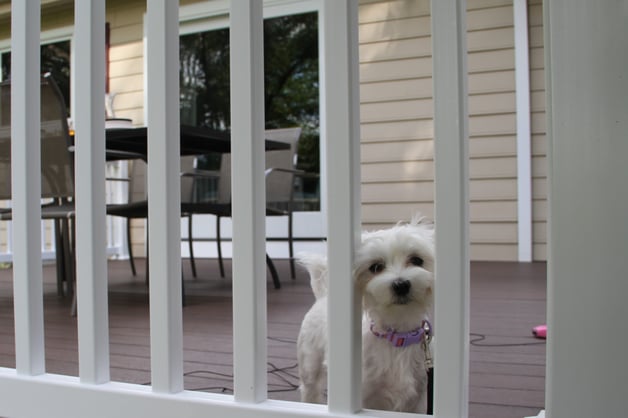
[0,1,469,417]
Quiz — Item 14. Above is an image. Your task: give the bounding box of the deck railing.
[0,1,469,417]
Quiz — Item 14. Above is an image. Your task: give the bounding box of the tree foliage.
[179,12,320,173]
[1,41,71,109]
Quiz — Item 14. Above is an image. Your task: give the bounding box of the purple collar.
[370,319,432,348]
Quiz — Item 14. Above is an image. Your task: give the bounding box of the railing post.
[321,0,362,414]
[432,0,470,417]
[10,0,45,377]
[146,0,184,394]
[230,0,268,403]
[74,0,110,384]
[545,1,628,416]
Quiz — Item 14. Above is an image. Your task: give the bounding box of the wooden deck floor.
[0,258,546,417]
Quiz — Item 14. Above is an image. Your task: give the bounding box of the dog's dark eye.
[368,262,385,274]
[409,256,424,267]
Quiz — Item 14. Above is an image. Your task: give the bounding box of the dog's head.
[354,215,435,329]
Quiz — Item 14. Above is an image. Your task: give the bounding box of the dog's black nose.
[391,279,411,296]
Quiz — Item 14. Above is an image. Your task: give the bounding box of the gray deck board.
[0,259,546,417]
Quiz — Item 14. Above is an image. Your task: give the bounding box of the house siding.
[360,0,546,261]
[467,0,518,261]
[359,0,435,230]
[0,0,548,262]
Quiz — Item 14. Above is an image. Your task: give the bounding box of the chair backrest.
[127,159,147,203]
[127,156,203,205]
[179,155,197,204]
[216,127,302,205]
[263,127,301,205]
[0,74,74,200]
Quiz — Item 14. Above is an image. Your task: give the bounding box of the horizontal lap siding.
[468,1,517,261]
[107,0,146,127]
[105,0,147,258]
[0,0,549,262]
[359,0,435,227]
[360,0,547,261]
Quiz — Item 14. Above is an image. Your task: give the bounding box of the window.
[179,12,320,209]
[1,40,71,111]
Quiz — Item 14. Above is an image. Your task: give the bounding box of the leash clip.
[421,321,433,369]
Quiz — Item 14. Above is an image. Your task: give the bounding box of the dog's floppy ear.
[297,253,328,299]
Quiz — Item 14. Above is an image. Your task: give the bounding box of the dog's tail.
[297,253,328,299]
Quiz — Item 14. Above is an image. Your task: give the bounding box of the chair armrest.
[180,168,221,179]
[294,171,320,180]
[69,146,146,162]
[265,167,304,176]
[106,176,130,183]
[265,166,319,179]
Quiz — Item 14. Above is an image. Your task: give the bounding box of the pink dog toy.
[532,324,547,339]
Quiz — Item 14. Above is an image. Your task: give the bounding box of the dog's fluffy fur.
[296,216,435,413]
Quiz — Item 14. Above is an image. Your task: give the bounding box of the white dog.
[297,216,435,413]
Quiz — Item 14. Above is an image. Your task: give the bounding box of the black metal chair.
[187,127,318,281]
[106,156,283,289]
[0,74,77,297]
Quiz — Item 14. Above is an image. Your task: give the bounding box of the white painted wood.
[145,0,184,394]
[0,369,418,418]
[177,0,328,246]
[431,1,470,417]
[321,0,362,413]
[513,0,532,262]
[73,0,110,384]
[1,368,456,417]
[229,0,268,404]
[1,0,481,416]
[544,1,628,417]
[10,0,46,377]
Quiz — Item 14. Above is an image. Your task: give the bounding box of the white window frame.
[172,0,327,259]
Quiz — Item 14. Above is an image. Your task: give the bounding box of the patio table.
[101,124,289,289]
[103,124,290,160]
